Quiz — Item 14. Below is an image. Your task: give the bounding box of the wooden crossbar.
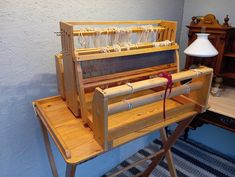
[65,20,163,26]
[102,67,212,99]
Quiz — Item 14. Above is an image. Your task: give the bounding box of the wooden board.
[112,111,197,148]
[34,96,103,164]
[55,54,65,99]
[108,100,194,140]
[77,44,179,61]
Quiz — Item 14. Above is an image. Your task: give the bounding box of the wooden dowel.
[65,20,162,26]
[101,67,213,99]
[108,82,202,115]
[76,41,174,56]
[73,26,165,36]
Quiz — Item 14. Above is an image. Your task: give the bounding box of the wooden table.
[33,96,197,177]
[184,87,235,139]
[208,87,235,119]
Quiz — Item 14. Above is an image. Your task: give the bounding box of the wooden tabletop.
[208,87,235,119]
[34,95,198,165]
[34,96,104,164]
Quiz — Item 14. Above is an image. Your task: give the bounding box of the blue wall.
[0,0,184,176]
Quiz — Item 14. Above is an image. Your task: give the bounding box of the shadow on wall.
[0,73,58,117]
[0,73,59,177]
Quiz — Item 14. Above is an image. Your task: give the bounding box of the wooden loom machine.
[36,19,213,177]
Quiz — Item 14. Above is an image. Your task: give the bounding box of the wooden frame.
[34,19,214,177]
[34,67,212,177]
[92,67,213,150]
[58,20,179,125]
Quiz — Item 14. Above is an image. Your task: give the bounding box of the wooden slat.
[92,88,109,150]
[223,51,235,58]
[55,54,65,99]
[66,20,162,26]
[60,22,79,116]
[188,67,213,112]
[112,111,197,148]
[75,62,89,124]
[76,44,179,61]
[84,66,177,90]
[174,50,180,72]
[83,64,176,84]
[108,100,195,141]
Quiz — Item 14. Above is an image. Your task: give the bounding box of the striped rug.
[103,138,235,177]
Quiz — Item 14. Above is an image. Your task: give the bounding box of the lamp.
[184,33,218,68]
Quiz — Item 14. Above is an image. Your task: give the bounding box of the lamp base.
[189,58,203,69]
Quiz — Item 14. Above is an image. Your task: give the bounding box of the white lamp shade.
[184,33,218,57]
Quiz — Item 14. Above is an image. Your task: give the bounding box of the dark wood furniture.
[185,14,235,85]
[185,14,235,138]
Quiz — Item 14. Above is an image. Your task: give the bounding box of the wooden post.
[65,164,77,177]
[75,62,89,124]
[160,128,177,177]
[175,50,180,72]
[60,22,79,116]
[39,120,59,177]
[141,116,195,177]
[92,88,108,150]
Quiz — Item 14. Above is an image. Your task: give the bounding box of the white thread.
[114,28,120,45]
[78,29,87,48]
[113,44,121,52]
[106,28,109,46]
[94,28,102,47]
[153,42,160,47]
[101,47,110,53]
[123,100,133,110]
[126,27,132,44]
[123,42,133,51]
[191,69,203,77]
[154,28,158,42]
[126,82,134,94]
[184,84,191,94]
[152,40,173,48]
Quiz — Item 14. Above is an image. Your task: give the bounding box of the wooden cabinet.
[222,29,235,81]
[185,14,235,84]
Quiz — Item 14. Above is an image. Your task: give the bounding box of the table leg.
[39,120,59,177]
[160,128,177,177]
[184,127,190,140]
[65,164,77,177]
[141,116,195,177]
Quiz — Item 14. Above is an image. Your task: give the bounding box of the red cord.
[159,72,173,120]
